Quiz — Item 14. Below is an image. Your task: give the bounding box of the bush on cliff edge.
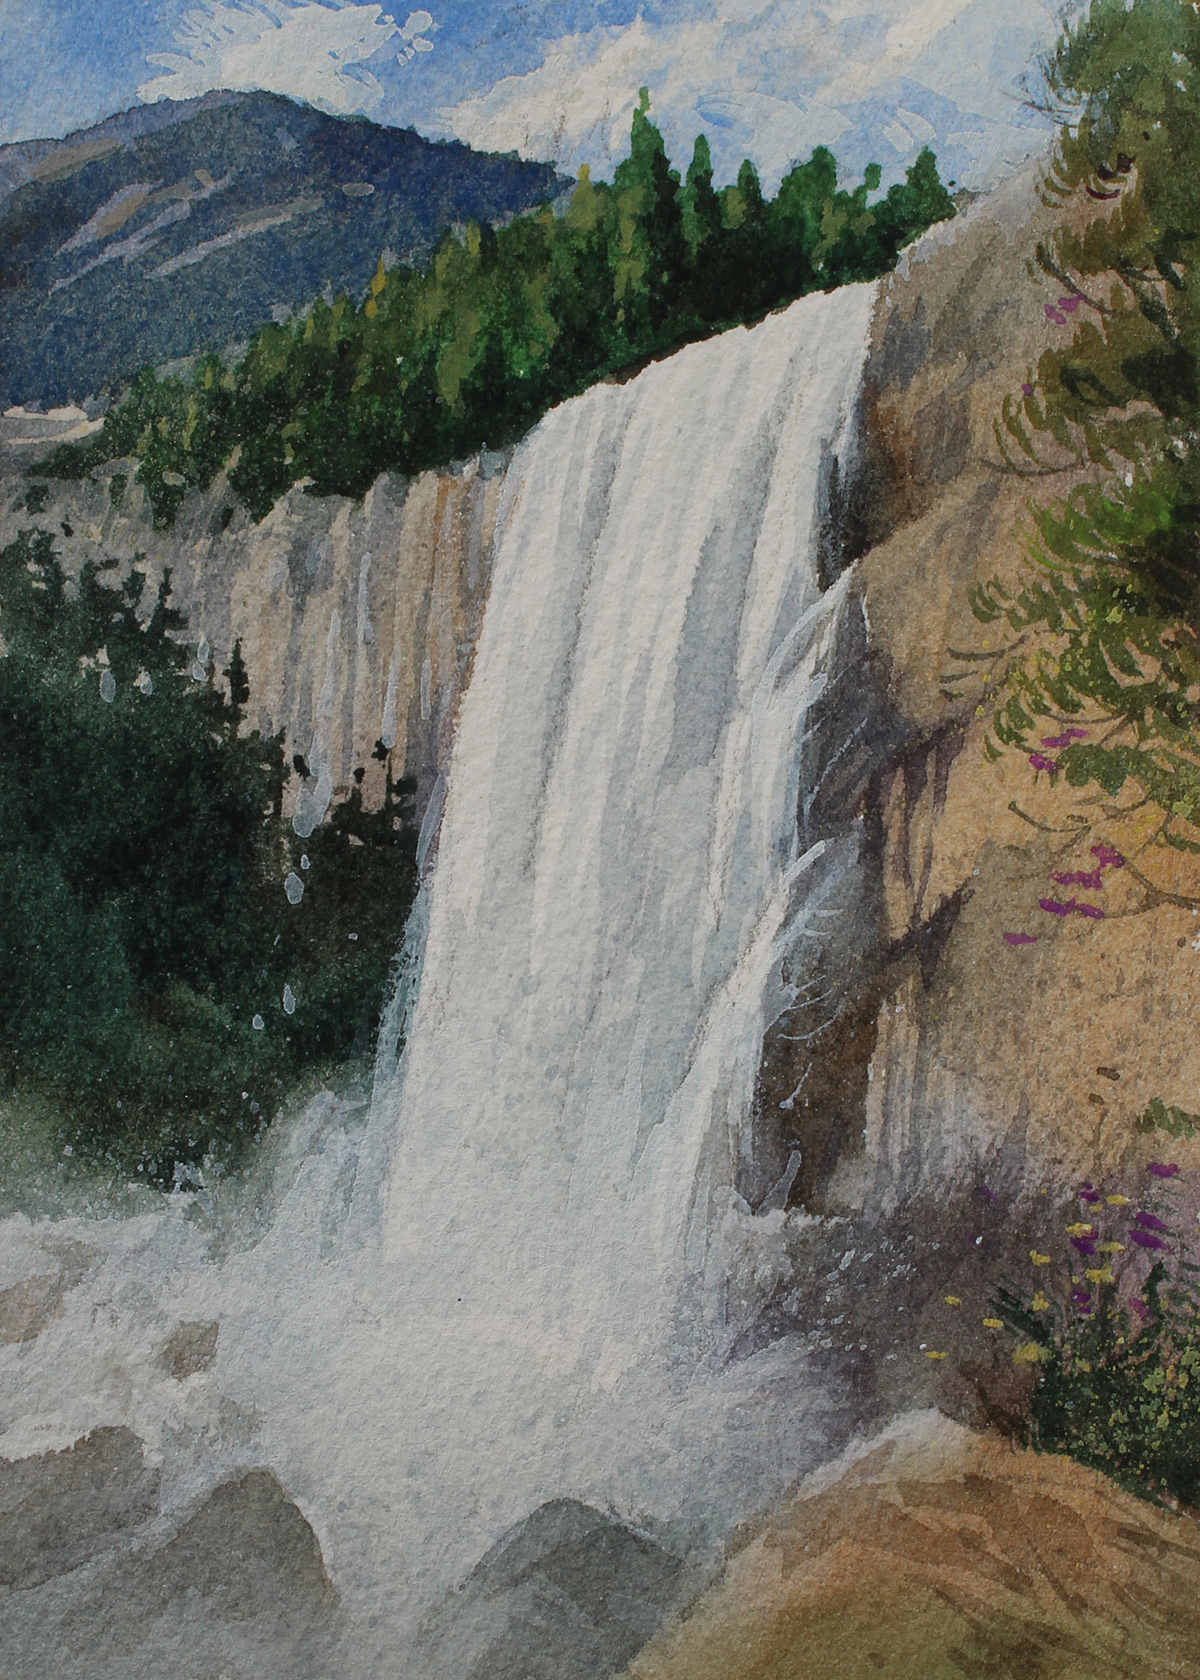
[965,0,1200,862]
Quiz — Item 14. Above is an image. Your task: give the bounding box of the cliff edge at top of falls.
[756,160,1200,1213]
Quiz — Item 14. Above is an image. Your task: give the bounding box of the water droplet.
[99,670,116,702]
[284,872,305,905]
[252,1014,264,1031]
[283,985,296,1015]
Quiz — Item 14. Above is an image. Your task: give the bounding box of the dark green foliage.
[39,96,955,527]
[964,0,1200,851]
[0,528,418,1181]
[991,1161,1200,1507]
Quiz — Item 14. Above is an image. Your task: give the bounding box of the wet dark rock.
[417,1498,694,1680]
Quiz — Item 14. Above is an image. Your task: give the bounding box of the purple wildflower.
[1071,1236,1098,1256]
[1136,1212,1169,1232]
[1148,1162,1180,1179]
[1042,729,1088,749]
[1022,382,1035,397]
[1130,1229,1168,1251]
[1072,1289,1092,1306]
[1079,1187,1102,1205]
[1029,753,1057,773]
[1045,304,1068,325]
[1003,932,1038,946]
[1059,296,1081,314]
[1040,898,1075,917]
[1075,903,1105,921]
[1130,1297,1151,1320]
[1091,844,1126,871]
[1053,869,1104,890]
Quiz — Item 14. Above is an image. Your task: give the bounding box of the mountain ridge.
[0,91,569,410]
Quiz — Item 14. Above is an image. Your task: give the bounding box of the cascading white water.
[0,281,880,1677]
[379,281,877,1366]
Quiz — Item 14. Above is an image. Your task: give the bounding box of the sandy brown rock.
[761,162,1200,1210]
[624,1412,1200,1680]
[855,162,1102,735]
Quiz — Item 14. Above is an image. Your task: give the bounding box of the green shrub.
[960,0,1200,855]
[0,527,417,1182]
[991,1157,1200,1506]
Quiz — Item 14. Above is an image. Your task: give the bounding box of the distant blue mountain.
[0,91,569,408]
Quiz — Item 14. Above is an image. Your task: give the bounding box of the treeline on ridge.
[40,92,956,526]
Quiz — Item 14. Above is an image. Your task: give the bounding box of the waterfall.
[380,281,878,1368]
[0,282,883,1676]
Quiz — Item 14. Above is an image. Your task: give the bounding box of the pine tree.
[611,88,687,347]
[681,134,721,255]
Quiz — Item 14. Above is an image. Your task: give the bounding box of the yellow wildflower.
[924,1350,948,1360]
[983,1318,1004,1330]
[1100,1242,1125,1254]
[1107,1195,1131,1206]
[1031,1251,1052,1266]
[1013,1342,1046,1366]
[944,1296,962,1306]
[1086,1268,1115,1286]
[1031,1293,1050,1312]
[1066,1222,1094,1237]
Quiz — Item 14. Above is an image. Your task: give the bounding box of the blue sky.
[1,1,1071,190]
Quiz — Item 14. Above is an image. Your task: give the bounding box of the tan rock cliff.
[761,165,1200,1211]
[0,440,507,828]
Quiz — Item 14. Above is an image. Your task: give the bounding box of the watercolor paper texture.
[5,2,1200,1675]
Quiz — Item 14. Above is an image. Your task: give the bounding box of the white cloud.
[397,10,434,64]
[139,1,401,114]
[439,0,1062,190]
[442,17,719,181]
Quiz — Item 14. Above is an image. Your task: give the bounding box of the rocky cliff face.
[756,165,1200,1213]
[0,436,508,833]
